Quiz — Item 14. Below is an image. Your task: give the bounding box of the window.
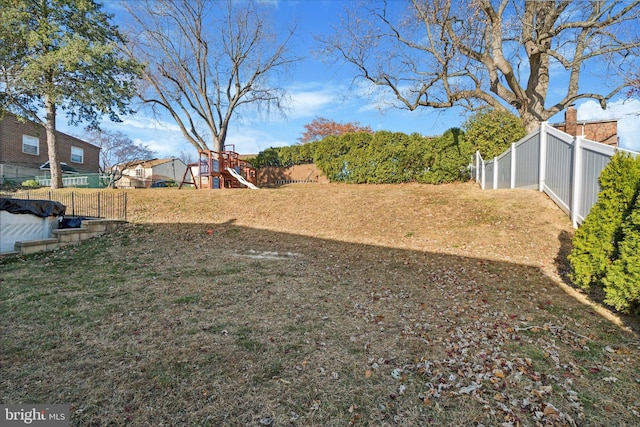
[22,135,39,155]
[135,167,143,177]
[71,146,84,164]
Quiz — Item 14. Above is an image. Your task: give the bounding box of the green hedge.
[568,151,640,312]
[417,128,474,184]
[250,129,475,185]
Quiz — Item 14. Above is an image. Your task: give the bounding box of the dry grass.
[2,182,639,426]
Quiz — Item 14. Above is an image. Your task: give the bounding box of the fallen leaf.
[543,404,559,417]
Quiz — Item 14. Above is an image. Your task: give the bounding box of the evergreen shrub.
[602,190,640,312]
[418,128,474,184]
[463,109,526,159]
[568,152,640,292]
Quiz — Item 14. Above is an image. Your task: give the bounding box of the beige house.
[114,158,188,188]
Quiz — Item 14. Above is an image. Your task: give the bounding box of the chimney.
[565,105,577,137]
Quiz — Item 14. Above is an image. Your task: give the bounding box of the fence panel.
[514,133,540,188]
[496,151,512,189]
[0,191,127,220]
[38,176,89,187]
[576,141,616,223]
[543,133,573,213]
[484,161,495,189]
[474,123,639,227]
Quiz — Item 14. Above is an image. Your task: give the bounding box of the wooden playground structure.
[179,145,258,189]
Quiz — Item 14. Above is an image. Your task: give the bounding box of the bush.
[602,191,640,312]
[341,131,423,184]
[255,128,475,185]
[568,152,640,290]
[463,109,526,159]
[246,147,283,168]
[312,133,366,182]
[418,128,474,184]
[21,179,40,188]
[278,143,315,166]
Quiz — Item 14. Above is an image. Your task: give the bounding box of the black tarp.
[59,216,85,228]
[0,198,66,217]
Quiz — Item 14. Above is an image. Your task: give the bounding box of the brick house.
[0,112,100,184]
[552,105,618,146]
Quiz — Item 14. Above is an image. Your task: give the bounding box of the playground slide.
[226,167,259,189]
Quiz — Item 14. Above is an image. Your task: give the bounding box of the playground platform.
[180,146,258,189]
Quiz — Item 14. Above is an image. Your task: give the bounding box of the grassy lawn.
[1,183,639,426]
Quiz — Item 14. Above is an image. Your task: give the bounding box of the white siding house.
[115,158,188,189]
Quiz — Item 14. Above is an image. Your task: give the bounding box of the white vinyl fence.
[38,175,89,187]
[475,122,638,228]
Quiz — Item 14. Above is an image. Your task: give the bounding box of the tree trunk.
[44,94,63,189]
[518,105,545,134]
[522,116,542,134]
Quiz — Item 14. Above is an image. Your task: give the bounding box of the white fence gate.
[476,123,638,228]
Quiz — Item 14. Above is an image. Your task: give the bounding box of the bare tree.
[83,129,156,172]
[628,68,640,96]
[178,150,197,166]
[122,0,298,153]
[321,0,640,132]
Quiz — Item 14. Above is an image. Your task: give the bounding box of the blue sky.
[58,0,640,157]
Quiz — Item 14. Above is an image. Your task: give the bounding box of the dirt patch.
[2,183,639,426]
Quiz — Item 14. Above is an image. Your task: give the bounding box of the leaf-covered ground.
[1,183,639,426]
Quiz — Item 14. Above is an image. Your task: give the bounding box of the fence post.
[510,143,517,189]
[475,151,480,183]
[97,192,101,218]
[493,157,498,190]
[481,159,486,190]
[571,136,584,228]
[539,122,548,192]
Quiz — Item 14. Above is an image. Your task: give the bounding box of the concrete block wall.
[8,219,125,256]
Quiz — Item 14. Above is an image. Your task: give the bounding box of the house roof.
[119,158,183,169]
[552,118,619,127]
